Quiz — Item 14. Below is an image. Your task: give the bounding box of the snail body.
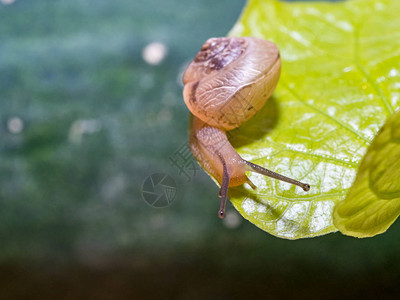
[183,37,310,218]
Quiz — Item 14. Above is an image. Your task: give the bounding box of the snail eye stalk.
[217,161,230,219]
[244,160,310,192]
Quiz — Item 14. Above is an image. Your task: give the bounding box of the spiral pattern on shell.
[193,37,246,73]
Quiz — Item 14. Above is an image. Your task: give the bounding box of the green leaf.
[227,0,400,239]
[333,111,400,237]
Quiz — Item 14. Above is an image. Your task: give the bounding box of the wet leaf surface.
[227,0,400,238]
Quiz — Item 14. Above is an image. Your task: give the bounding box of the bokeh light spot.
[223,210,242,229]
[7,117,24,134]
[142,42,168,65]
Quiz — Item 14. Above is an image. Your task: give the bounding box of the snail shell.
[182,37,309,219]
[183,37,281,130]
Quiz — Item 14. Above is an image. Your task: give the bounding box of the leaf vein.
[281,81,370,144]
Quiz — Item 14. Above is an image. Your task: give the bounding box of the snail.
[182,37,310,219]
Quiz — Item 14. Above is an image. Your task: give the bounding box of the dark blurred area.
[0,0,399,298]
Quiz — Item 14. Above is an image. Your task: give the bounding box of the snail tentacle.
[244,161,310,192]
[217,152,230,219]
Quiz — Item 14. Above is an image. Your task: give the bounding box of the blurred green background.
[0,0,399,298]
